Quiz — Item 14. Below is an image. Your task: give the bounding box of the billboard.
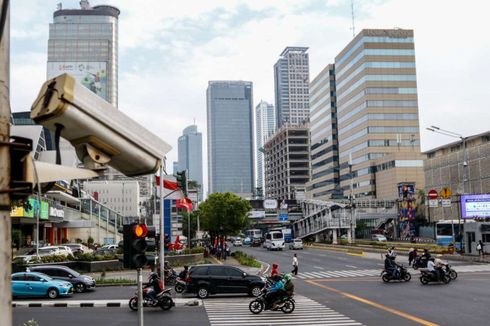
[47,62,108,100]
[10,199,49,219]
[461,194,490,218]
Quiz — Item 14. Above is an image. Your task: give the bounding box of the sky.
[9,0,490,189]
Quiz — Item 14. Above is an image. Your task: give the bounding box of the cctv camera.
[31,73,172,177]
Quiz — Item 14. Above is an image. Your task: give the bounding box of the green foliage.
[87,236,95,246]
[182,211,199,240]
[22,319,39,326]
[199,192,251,238]
[75,238,83,244]
[95,278,135,285]
[231,251,261,268]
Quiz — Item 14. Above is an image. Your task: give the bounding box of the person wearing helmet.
[179,266,189,280]
[283,273,295,297]
[427,257,439,280]
[144,272,162,304]
[266,274,287,310]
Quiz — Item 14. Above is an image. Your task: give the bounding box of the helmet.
[283,274,292,281]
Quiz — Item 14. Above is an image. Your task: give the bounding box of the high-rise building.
[335,29,424,199]
[207,81,254,196]
[255,101,276,192]
[274,47,310,128]
[177,125,203,192]
[264,124,310,200]
[47,1,120,106]
[306,64,341,200]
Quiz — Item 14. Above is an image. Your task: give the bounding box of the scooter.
[442,263,458,280]
[381,265,411,282]
[419,270,451,285]
[129,288,174,311]
[249,287,295,314]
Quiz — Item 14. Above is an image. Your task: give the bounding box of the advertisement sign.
[249,210,266,219]
[263,199,277,210]
[461,194,490,218]
[47,62,108,100]
[40,201,49,220]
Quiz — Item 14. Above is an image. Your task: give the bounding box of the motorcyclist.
[427,257,439,280]
[283,273,294,297]
[434,257,447,280]
[384,254,400,279]
[178,266,189,280]
[270,263,281,282]
[387,246,397,259]
[144,272,162,304]
[266,275,286,310]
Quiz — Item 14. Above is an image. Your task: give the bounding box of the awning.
[46,190,80,205]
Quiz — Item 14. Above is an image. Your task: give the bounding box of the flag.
[155,175,184,199]
[176,197,193,212]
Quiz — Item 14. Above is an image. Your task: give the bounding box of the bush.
[231,251,261,268]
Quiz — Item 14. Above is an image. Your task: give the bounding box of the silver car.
[289,238,304,250]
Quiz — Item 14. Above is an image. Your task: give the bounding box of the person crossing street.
[292,253,299,275]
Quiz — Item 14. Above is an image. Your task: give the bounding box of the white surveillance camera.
[31,74,172,177]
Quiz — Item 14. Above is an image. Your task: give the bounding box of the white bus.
[246,229,262,240]
[265,230,285,251]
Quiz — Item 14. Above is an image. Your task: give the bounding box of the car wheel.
[250,286,262,297]
[75,283,86,293]
[47,288,59,299]
[197,287,209,299]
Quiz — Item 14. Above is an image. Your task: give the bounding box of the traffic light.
[176,170,188,196]
[123,223,148,269]
[145,226,157,252]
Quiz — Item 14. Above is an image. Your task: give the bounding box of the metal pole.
[159,160,165,284]
[0,0,12,323]
[106,207,109,242]
[98,202,101,244]
[89,198,92,238]
[137,268,144,326]
[188,213,191,249]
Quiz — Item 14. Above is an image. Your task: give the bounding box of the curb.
[12,298,202,308]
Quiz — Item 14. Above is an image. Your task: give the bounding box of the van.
[265,231,285,251]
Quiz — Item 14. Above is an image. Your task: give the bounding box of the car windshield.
[272,233,282,239]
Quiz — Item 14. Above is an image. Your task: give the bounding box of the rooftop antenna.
[350,0,356,37]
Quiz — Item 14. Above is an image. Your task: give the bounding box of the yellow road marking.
[306,280,440,326]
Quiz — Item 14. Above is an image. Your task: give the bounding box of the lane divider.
[12,298,202,308]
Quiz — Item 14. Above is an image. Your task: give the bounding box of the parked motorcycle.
[249,288,295,314]
[174,277,187,294]
[129,288,174,311]
[419,270,451,285]
[381,265,411,282]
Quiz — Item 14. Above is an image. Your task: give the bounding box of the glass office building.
[207,81,255,196]
[255,101,276,191]
[177,125,204,194]
[47,2,120,107]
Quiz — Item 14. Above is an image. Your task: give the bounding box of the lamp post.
[426,126,467,250]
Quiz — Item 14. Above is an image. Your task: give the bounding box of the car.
[242,237,252,245]
[289,238,304,250]
[251,238,262,247]
[12,272,73,299]
[233,239,243,247]
[13,247,62,264]
[101,244,118,251]
[28,265,96,293]
[39,246,73,256]
[186,264,266,299]
[372,234,387,242]
[65,243,93,254]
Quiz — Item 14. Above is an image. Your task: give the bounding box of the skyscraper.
[177,125,203,189]
[274,47,310,127]
[207,81,254,196]
[306,64,341,200]
[47,1,120,106]
[335,29,424,199]
[255,101,276,192]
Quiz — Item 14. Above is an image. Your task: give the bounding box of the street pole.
[89,198,92,238]
[0,1,12,324]
[137,267,144,326]
[159,160,165,285]
[348,153,354,244]
[98,202,101,244]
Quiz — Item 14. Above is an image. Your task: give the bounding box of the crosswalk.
[204,295,363,326]
[293,264,490,280]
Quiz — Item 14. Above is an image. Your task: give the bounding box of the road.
[13,245,490,326]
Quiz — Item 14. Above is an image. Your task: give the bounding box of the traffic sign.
[429,199,439,208]
[441,199,452,207]
[440,187,452,199]
[428,189,438,200]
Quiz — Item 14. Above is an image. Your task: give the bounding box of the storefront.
[464,222,490,255]
[11,198,49,247]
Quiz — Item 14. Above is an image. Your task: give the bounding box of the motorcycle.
[419,270,451,285]
[412,256,429,270]
[164,269,178,286]
[129,288,174,311]
[174,277,187,294]
[381,265,411,282]
[249,287,295,314]
[442,263,458,280]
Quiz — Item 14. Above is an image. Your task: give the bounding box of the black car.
[186,264,265,299]
[28,265,96,293]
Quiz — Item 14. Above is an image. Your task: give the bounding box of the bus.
[246,229,262,240]
[270,227,293,243]
[265,230,285,251]
[436,220,463,249]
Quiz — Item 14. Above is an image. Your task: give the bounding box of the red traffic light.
[132,224,148,238]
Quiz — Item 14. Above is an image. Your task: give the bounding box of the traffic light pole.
[0,1,12,325]
[137,267,144,326]
[159,161,165,287]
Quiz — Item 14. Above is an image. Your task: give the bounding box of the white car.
[289,238,304,250]
[101,244,118,250]
[233,239,243,247]
[371,234,387,242]
[65,243,93,254]
[40,246,73,256]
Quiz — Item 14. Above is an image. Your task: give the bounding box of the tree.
[199,192,251,238]
[182,210,199,240]
[415,189,428,227]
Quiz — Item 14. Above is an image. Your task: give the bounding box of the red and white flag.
[155,175,184,199]
[176,197,193,212]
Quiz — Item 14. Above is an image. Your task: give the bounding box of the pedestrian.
[292,253,299,275]
[477,240,485,257]
[408,248,417,267]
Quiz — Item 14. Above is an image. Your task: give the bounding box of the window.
[12,274,24,281]
[190,266,208,276]
[26,274,42,282]
[226,268,244,277]
[208,266,227,276]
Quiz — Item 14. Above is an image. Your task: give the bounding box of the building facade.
[47,1,120,106]
[306,64,341,200]
[177,125,203,190]
[83,180,140,217]
[207,81,255,196]
[424,131,490,220]
[264,124,310,200]
[274,47,310,128]
[255,101,276,192]
[335,29,424,199]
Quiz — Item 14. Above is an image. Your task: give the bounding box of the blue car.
[12,272,73,299]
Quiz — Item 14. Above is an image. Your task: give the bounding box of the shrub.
[75,238,83,244]
[231,251,261,268]
[87,236,94,246]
